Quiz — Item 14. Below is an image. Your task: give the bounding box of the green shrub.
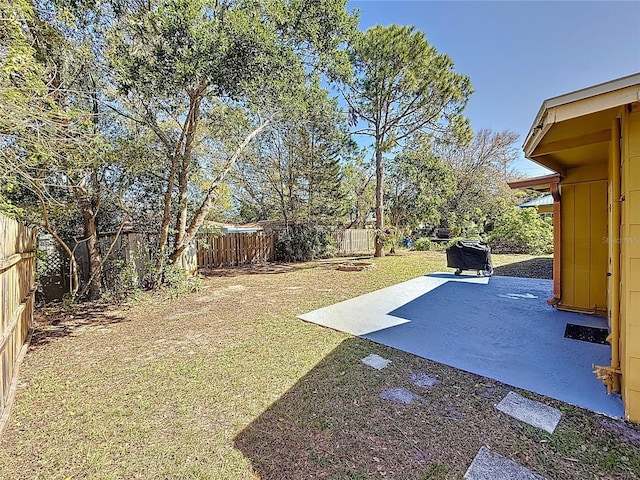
[488,207,553,254]
[160,262,203,299]
[374,227,399,252]
[136,256,202,298]
[102,257,139,300]
[413,237,432,251]
[275,224,333,262]
[447,208,486,239]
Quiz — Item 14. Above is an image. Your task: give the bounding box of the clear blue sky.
[348,0,640,177]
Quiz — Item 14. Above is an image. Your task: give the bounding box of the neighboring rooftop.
[518,194,553,209]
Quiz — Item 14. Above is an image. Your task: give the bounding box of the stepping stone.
[496,391,562,434]
[409,371,439,389]
[464,446,546,480]
[380,387,424,405]
[361,353,391,370]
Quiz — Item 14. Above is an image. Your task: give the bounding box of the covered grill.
[446,240,493,276]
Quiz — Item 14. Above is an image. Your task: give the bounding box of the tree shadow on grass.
[233,335,640,480]
[493,257,553,280]
[234,337,507,480]
[31,302,130,349]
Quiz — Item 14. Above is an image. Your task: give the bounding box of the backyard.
[1,251,639,479]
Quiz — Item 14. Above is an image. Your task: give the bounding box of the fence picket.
[331,229,374,255]
[196,232,277,269]
[0,215,36,420]
[195,228,372,270]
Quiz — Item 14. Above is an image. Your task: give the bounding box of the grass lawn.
[1,251,639,479]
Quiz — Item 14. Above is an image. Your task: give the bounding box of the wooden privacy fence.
[196,229,374,269]
[332,229,374,255]
[197,232,276,268]
[0,215,36,421]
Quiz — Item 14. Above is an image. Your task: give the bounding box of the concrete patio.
[300,273,624,418]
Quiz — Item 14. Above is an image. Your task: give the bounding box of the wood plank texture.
[196,232,277,269]
[560,179,608,312]
[0,215,36,418]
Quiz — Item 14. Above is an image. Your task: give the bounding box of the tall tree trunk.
[156,106,194,274]
[76,177,103,300]
[374,147,384,257]
[82,210,102,300]
[175,94,202,248]
[307,130,315,224]
[83,80,103,299]
[157,151,181,270]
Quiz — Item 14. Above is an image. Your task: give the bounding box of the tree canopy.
[231,85,351,226]
[1,1,534,300]
[106,0,358,270]
[344,24,472,256]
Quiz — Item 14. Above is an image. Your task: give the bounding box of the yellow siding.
[561,185,576,307]
[591,185,608,308]
[575,183,591,308]
[629,153,640,190]
[628,391,640,421]
[560,175,608,312]
[629,324,640,358]
[628,358,640,391]
[621,103,640,422]
[564,163,608,184]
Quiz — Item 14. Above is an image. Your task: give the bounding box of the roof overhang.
[508,174,561,192]
[523,73,640,174]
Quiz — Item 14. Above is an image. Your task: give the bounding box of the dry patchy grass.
[0,252,638,479]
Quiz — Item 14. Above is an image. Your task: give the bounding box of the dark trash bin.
[446,240,493,276]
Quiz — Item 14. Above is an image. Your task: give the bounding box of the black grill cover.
[446,240,492,271]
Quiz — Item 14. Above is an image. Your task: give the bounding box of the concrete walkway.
[299,273,624,417]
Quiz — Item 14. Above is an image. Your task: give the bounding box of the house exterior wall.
[559,164,608,313]
[621,102,640,421]
[521,76,640,420]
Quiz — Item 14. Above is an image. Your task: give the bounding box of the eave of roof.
[523,72,640,163]
[508,174,561,192]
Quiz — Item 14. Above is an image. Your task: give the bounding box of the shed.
[521,72,640,421]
